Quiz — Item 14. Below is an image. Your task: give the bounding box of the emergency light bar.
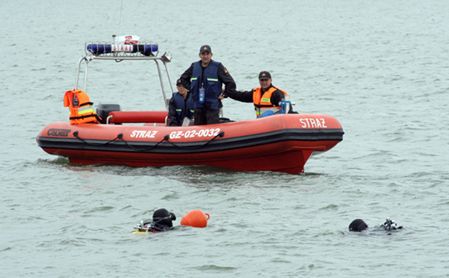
[86,43,159,56]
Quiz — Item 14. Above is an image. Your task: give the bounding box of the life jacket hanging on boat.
[63,89,98,125]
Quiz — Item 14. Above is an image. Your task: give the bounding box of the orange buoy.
[180,210,210,228]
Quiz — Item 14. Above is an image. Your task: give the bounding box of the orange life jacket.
[252,86,288,117]
[63,89,98,125]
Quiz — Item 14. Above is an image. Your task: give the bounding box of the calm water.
[1,0,449,277]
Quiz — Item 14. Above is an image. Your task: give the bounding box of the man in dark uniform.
[225,71,291,118]
[179,45,236,125]
[167,79,194,126]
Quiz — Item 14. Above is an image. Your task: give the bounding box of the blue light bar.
[86,43,159,56]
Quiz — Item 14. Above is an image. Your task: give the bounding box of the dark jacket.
[179,60,236,110]
[167,92,194,126]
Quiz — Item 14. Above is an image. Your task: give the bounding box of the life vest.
[170,92,194,126]
[252,86,288,117]
[63,89,98,125]
[190,61,223,110]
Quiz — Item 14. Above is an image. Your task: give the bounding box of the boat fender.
[180,210,210,228]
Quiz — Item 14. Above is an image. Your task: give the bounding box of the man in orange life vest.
[63,89,98,124]
[225,71,290,118]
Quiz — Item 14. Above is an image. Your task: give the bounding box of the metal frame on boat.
[75,36,174,109]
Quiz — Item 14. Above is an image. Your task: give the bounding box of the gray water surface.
[1,0,449,277]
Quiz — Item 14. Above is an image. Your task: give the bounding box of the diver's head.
[152,208,176,231]
[349,219,368,232]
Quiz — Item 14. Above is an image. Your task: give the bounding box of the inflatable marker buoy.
[180,210,210,228]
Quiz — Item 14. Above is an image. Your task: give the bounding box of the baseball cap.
[199,45,212,54]
[176,78,182,86]
[259,71,271,80]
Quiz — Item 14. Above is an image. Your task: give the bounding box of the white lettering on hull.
[169,128,221,139]
[299,118,328,128]
[130,130,159,138]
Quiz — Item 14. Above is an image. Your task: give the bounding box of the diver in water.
[133,208,210,234]
[134,208,176,233]
[348,217,403,233]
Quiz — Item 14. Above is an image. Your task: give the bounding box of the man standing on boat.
[225,71,291,118]
[179,45,236,125]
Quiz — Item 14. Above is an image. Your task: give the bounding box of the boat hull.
[37,114,344,174]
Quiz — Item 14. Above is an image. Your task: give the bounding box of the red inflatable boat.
[37,111,343,174]
[36,37,344,174]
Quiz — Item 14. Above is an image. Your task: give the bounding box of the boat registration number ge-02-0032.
[169,128,221,139]
[128,128,222,140]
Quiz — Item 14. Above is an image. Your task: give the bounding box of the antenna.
[118,0,124,33]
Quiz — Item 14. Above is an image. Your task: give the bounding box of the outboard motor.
[96,103,121,124]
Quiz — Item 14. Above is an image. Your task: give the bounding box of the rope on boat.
[72,131,224,151]
[121,135,170,152]
[73,131,167,151]
[164,131,225,149]
[73,131,123,145]
[73,131,87,144]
